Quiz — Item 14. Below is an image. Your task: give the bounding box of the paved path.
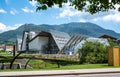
[31,73,120,77]
[0,68,120,77]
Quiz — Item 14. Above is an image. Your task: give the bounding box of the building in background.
[61,35,109,55]
[16,38,22,51]
[20,30,111,55]
[99,34,117,40]
[6,45,13,52]
[0,44,13,51]
[0,44,3,51]
[21,30,70,54]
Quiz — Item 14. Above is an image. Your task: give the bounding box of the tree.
[78,41,108,64]
[30,0,120,14]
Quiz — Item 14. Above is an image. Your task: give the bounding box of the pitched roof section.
[59,35,87,54]
[49,30,70,50]
[99,34,117,40]
[28,30,70,51]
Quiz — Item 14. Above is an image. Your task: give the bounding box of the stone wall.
[35,54,79,61]
[0,63,20,69]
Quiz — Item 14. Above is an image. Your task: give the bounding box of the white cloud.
[10,9,18,15]
[54,2,120,24]
[59,7,81,18]
[0,23,6,32]
[0,9,7,13]
[29,0,37,6]
[57,3,81,18]
[91,11,120,23]
[102,13,120,22]
[0,23,22,33]
[79,19,86,22]
[53,5,59,9]
[89,5,120,22]
[93,18,98,22]
[22,7,34,13]
[7,24,22,30]
[115,4,120,11]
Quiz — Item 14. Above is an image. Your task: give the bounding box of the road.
[1,68,120,77]
[29,73,120,77]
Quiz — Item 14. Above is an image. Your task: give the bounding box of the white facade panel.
[21,32,28,51]
[38,36,49,50]
[50,30,70,50]
[29,31,36,40]
[29,37,40,50]
[16,38,22,51]
[29,36,49,53]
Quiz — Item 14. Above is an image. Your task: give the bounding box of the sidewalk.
[0,68,120,77]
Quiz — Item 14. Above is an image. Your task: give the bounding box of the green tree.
[31,0,120,14]
[78,41,108,64]
[108,39,118,46]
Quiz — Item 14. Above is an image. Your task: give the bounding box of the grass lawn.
[0,53,120,72]
[40,63,120,70]
[0,63,120,72]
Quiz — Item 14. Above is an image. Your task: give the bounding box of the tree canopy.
[78,41,108,64]
[30,0,120,14]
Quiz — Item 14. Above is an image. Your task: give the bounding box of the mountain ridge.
[0,22,120,43]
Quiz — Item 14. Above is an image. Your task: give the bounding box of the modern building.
[60,35,109,55]
[60,35,87,54]
[99,34,117,40]
[21,30,70,54]
[16,38,22,51]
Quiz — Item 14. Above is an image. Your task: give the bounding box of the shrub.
[78,41,108,64]
[0,50,6,53]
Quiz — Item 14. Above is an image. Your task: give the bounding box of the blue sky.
[0,0,120,33]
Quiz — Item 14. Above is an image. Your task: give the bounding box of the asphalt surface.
[0,68,120,77]
[30,73,120,77]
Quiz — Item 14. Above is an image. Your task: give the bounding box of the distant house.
[6,45,13,52]
[0,43,13,52]
[21,30,70,54]
[99,34,117,40]
[0,44,3,51]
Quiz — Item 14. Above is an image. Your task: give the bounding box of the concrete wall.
[21,32,28,51]
[16,39,22,51]
[29,36,49,53]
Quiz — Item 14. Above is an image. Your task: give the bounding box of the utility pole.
[13,45,16,57]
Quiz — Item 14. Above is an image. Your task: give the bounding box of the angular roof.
[50,30,70,50]
[99,34,117,40]
[28,30,70,51]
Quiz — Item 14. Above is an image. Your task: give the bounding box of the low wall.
[34,54,79,61]
[0,63,21,69]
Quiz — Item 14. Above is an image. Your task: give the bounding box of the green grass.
[39,63,120,70]
[0,52,12,56]
[0,63,120,72]
[0,53,120,72]
[28,59,58,69]
[59,64,116,69]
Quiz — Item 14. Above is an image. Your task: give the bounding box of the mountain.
[0,22,120,43]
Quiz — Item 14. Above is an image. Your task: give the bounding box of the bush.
[78,41,108,64]
[108,39,118,46]
[0,50,6,53]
